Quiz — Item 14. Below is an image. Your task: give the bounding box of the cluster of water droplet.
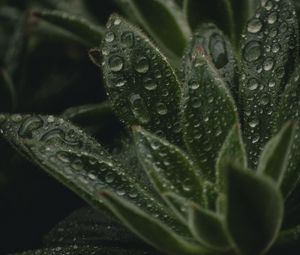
[240,0,297,166]
[182,56,237,181]
[102,15,182,144]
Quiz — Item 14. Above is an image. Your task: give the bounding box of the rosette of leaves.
[2,0,300,255]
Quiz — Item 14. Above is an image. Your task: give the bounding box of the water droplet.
[18,116,44,138]
[115,79,126,87]
[47,115,55,123]
[268,79,276,87]
[114,18,121,25]
[144,79,157,91]
[105,31,115,42]
[121,31,135,47]
[156,103,168,115]
[189,80,200,90]
[57,151,71,163]
[248,78,259,90]
[129,94,150,124]
[260,95,270,105]
[11,114,22,122]
[209,33,228,68]
[105,173,115,183]
[134,56,149,73]
[263,57,275,71]
[243,41,262,62]
[267,12,278,24]
[249,119,259,128]
[247,18,262,33]
[109,56,124,72]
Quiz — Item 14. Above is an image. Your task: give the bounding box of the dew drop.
[263,57,275,71]
[156,103,168,115]
[121,31,135,47]
[134,56,150,74]
[247,18,263,33]
[105,31,115,42]
[105,173,115,184]
[243,41,262,62]
[209,33,228,68]
[129,94,150,124]
[109,56,124,72]
[267,12,278,24]
[248,78,259,91]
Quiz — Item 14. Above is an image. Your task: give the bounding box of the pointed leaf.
[181,52,238,181]
[112,0,191,61]
[133,126,203,204]
[43,207,146,248]
[33,10,104,47]
[240,0,298,167]
[182,23,238,99]
[0,114,184,234]
[102,14,182,145]
[216,124,247,192]
[258,121,295,185]
[277,66,300,197]
[225,164,283,255]
[100,191,215,255]
[188,203,230,250]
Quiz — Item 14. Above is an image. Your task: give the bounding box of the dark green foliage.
[1,0,300,255]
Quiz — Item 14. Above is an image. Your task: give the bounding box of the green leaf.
[0,114,184,234]
[277,66,300,197]
[240,0,299,168]
[112,0,191,62]
[133,126,203,206]
[33,10,105,47]
[43,207,147,248]
[0,69,17,111]
[257,121,295,185]
[225,164,283,255]
[100,191,215,255]
[102,14,182,145]
[184,0,258,47]
[216,124,247,193]
[13,246,158,255]
[181,52,238,181]
[188,203,230,250]
[182,23,238,99]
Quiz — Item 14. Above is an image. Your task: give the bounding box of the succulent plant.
[2,0,300,255]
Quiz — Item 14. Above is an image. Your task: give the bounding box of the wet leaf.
[277,66,300,197]
[216,124,247,193]
[181,52,238,181]
[133,126,203,219]
[112,0,191,62]
[240,0,298,168]
[43,207,146,248]
[100,191,214,255]
[188,203,230,250]
[182,23,238,99]
[225,164,283,255]
[0,114,184,233]
[33,10,105,47]
[102,14,182,145]
[258,121,295,185]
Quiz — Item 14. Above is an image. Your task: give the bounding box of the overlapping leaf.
[133,126,203,219]
[277,66,300,197]
[182,23,238,99]
[102,14,182,145]
[181,52,238,181]
[258,121,295,185]
[225,164,283,255]
[0,114,186,234]
[240,0,298,167]
[33,10,104,47]
[100,191,215,255]
[112,0,190,63]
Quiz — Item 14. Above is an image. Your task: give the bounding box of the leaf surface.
[240,0,298,167]
[225,164,283,255]
[102,14,182,145]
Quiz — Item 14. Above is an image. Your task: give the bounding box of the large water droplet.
[105,31,115,42]
[247,18,263,33]
[129,94,151,124]
[156,103,168,115]
[18,116,44,138]
[121,31,135,47]
[263,57,275,71]
[109,56,124,72]
[267,12,278,24]
[134,56,150,73]
[243,41,262,62]
[248,78,259,91]
[209,33,228,68]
